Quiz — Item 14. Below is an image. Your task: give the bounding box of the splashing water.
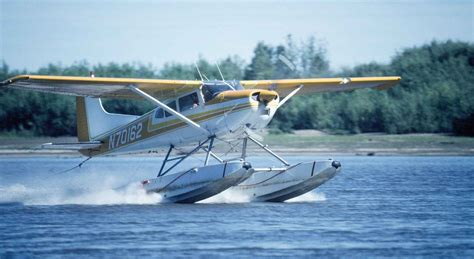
[1,181,326,205]
[286,192,326,203]
[200,189,252,204]
[0,157,326,205]
[200,189,326,204]
[0,180,162,206]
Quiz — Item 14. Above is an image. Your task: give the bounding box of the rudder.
[76,97,90,141]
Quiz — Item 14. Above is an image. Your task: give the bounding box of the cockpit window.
[202,82,238,102]
[178,92,199,111]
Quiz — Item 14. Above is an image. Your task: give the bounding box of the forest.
[1,37,473,137]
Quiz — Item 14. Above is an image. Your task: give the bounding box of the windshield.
[201,81,242,102]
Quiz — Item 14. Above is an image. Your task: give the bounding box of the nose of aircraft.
[210,89,279,131]
[206,89,279,106]
[251,90,279,104]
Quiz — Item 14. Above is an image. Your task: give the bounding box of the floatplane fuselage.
[80,82,279,157]
[1,74,400,203]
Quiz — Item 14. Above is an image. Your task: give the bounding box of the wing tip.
[375,76,401,90]
[1,75,30,86]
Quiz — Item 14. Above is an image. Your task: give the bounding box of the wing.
[1,75,202,100]
[240,76,401,97]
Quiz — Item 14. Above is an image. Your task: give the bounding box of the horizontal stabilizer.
[41,141,102,150]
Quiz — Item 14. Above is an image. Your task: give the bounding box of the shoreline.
[0,147,472,157]
[1,132,473,157]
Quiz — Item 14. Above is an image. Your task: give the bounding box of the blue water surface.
[0,156,473,257]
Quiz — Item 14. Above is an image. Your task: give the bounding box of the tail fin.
[76,97,90,142]
[76,97,139,141]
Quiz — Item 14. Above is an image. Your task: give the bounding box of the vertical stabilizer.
[76,97,140,141]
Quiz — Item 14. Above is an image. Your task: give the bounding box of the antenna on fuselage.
[194,62,204,82]
[216,63,225,81]
[215,62,236,91]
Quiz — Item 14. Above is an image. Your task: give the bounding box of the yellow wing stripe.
[240,76,401,97]
[2,74,400,99]
[2,74,202,100]
[3,75,201,87]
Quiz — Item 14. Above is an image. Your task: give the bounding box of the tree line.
[1,37,473,136]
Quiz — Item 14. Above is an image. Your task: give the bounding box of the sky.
[1,0,473,72]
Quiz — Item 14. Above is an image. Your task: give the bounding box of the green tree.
[244,42,274,80]
[1,39,473,136]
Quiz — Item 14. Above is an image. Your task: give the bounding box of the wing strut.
[128,85,210,135]
[277,85,304,109]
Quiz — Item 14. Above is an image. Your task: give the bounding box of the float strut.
[201,146,223,163]
[247,135,290,166]
[241,137,248,160]
[158,145,174,177]
[158,138,212,177]
[204,137,215,166]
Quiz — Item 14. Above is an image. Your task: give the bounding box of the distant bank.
[0,131,473,156]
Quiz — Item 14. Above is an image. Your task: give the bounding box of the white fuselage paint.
[97,96,276,155]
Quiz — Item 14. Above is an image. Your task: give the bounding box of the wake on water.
[200,189,326,204]
[0,165,326,205]
[0,166,163,205]
[0,182,162,206]
[0,180,326,206]
[286,192,326,202]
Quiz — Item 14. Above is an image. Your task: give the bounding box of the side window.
[154,101,177,119]
[154,108,164,119]
[164,101,176,117]
[178,92,199,111]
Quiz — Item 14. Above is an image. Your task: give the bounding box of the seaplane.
[1,67,400,203]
